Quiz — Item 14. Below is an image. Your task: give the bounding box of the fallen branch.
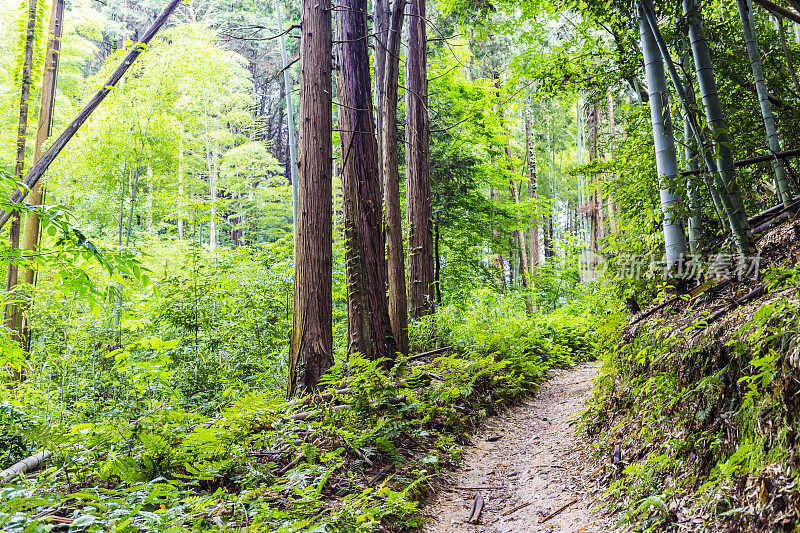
[407,345,452,362]
[500,501,533,516]
[748,195,800,224]
[629,295,684,325]
[539,498,578,524]
[752,211,790,236]
[693,274,791,332]
[1,450,51,482]
[368,464,394,485]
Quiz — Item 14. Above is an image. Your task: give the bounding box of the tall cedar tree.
[6,0,38,344]
[381,0,408,354]
[287,0,334,396]
[337,0,397,361]
[405,0,435,318]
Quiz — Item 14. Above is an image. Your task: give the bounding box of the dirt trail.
[422,361,617,532]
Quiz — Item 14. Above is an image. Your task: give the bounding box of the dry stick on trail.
[0,0,185,231]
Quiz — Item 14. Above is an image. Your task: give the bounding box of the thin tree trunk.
[489,186,504,289]
[146,164,154,234]
[737,0,793,209]
[336,0,396,362]
[178,134,185,240]
[0,0,185,230]
[434,222,442,304]
[373,0,390,175]
[405,0,435,319]
[684,0,753,249]
[776,17,800,96]
[288,0,334,396]
[275,0,298,232]
[640,0,689,270]
[525,110,539,270]
[18,0,64,349]
[209,143,218,255]
[607,92,617,234]
[381,0,408,355]
[6,0,39,344]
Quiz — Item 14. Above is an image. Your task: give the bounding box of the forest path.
[422,361,617,532]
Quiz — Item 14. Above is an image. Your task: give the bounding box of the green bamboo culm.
[638,0,689,271]
[641,1,752,256]
[674,104,703,254]
[736,0,794,210]
[683,0,754,253]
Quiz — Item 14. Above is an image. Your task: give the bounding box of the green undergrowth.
[585,264,800,532]
[0,289,598,532]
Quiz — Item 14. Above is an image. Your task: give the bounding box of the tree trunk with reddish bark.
[405,0,435,319]
[336,0,397,362]
[381,0,408,355]
[287,0,334,397]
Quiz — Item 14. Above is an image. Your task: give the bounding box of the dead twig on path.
[500,501,533,516]
[539,498,579,524]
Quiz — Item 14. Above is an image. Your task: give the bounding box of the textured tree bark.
[405,0,435,319]
[525,111,539,270]
[381,0,408,355]
[336,0,397,362]
[6,0,38,345]
[287,0,334,397]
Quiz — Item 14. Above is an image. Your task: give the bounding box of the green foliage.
[584,262,800,530]
[0,285,598,531]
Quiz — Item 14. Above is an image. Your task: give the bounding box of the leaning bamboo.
[639,0,688,269]
[737,0,793,209]
[0,0,184,230]
[684,0,752,249]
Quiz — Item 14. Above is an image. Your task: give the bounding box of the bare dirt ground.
[422,361,618,532]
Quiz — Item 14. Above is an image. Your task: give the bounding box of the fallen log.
[629,295,685,325]
[748,195,800,224]
[1,450,51,482]
[752,211,790,236]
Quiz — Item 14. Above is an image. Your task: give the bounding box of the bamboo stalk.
[0,0,185,230]
[1,450,51,482]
